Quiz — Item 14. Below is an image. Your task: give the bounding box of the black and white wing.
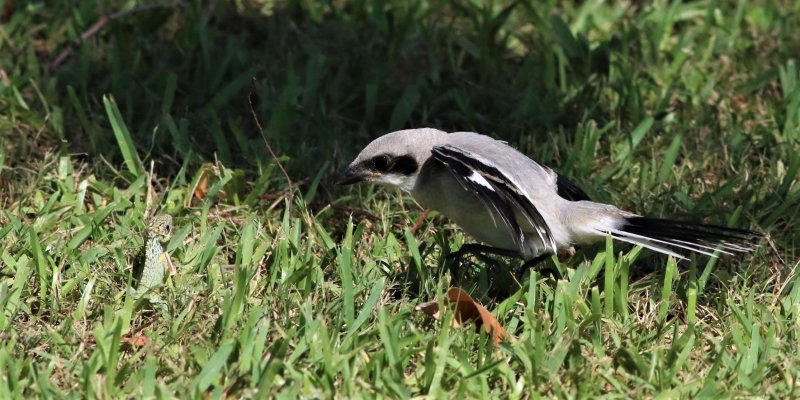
[430,145,557,257]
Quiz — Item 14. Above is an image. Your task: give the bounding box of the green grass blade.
[603,234,615,318]
[658,257,678,323]
[102,95,144,177]
[616,116,654,162]
[28,227,49,304]
[658,134,682,184]
[340,218,355,327]
[192,340,236,394]
[303,160,329,203]
[389,84,421,130]
[347,277,385,337]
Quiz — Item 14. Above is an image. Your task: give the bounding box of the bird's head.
[335,128,448,192]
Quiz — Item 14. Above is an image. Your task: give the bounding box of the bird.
[335,128,763,263]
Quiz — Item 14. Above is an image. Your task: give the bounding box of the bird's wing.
[431,144,556,256]
[554,174,592,201]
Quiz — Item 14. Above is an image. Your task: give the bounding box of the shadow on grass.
[46,1,618,177]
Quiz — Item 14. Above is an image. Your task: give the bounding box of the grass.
[1,0,799,397]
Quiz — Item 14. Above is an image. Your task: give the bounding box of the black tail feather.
[619,217,763,256]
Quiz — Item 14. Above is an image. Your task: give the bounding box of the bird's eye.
[371,155,392,172]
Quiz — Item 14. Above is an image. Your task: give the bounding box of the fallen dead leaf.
[121,335,150,347]
[415,299,442,320]
[193,169,209,202]
[415,287,510,345]
[0,1,13,21]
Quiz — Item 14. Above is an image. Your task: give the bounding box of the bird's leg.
[519,254,549,270]
[445,243,519,284]
[445,244,562,290]
[448,243,521,260]
[516,254,561,282]
[517,254,549,282]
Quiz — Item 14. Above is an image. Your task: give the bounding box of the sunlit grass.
[0,0,798,397]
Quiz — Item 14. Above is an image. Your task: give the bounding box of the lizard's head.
[146,215,173,243]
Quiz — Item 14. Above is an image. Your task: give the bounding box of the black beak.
[334,165,366,185]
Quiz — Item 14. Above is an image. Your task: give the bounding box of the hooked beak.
[334,165,367,185]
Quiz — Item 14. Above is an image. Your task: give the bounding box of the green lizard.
[132,214,175,312]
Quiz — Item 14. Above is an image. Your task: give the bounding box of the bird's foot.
[443,244,520,292]
[516,254,561,283]
[445,244,562,291]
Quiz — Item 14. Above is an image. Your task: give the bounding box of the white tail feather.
[605,228,730,258]
[607,232,687,259]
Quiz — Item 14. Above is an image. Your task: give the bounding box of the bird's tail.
[604,216,763,259]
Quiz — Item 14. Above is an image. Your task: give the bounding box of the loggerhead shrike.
[336,128,762,262]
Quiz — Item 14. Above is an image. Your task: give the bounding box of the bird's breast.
[412,165,520,251]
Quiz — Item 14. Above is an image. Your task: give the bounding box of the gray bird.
[336,128,762,262]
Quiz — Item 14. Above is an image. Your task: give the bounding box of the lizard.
[131,214,176,313]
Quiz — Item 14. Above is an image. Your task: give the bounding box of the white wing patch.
[431,145,557,259]
[466,171,494,190]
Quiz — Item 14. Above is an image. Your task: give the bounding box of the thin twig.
[145,160,155,219]
[51,2,181,69]
[764,233,785,266]
[248,77,295,209]
[411,208,431,236]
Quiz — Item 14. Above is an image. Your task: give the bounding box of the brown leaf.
[193,170,209,201]
[410,208,431,236]
[121,335,150,347]
[415,299,442,322]
[1,1,14,21]
[415,287,510,345]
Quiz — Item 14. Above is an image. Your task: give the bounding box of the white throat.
[374,173,418,193]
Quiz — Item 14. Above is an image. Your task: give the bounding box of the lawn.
[1,0,799,398]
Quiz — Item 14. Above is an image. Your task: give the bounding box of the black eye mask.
[369,154,418,176]
[370,154,391,172]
